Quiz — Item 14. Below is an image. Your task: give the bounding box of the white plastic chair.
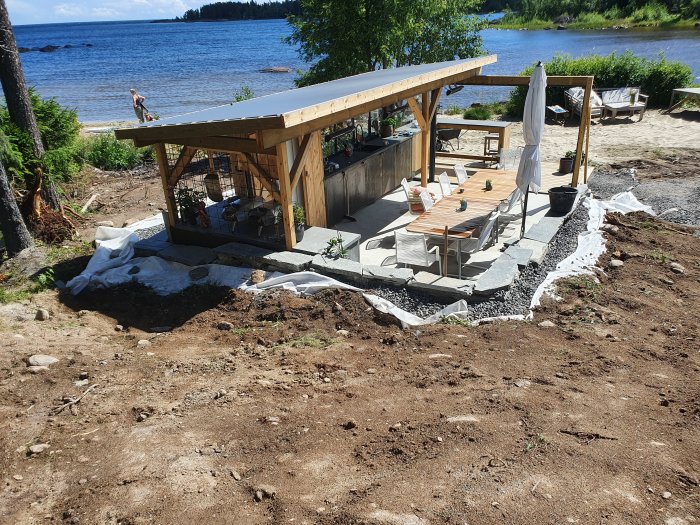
[447,211,500,275]
[394,231,441,275]
[498,147,523,170]
[438,171,452,197]
[419,190,434,211]
[454,164,469,184]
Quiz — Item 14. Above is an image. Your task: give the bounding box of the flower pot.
[295,224,305,242]
[181,208,197,225]
[559,157,574,174]
[459,200,468,211]
[380,124,394,138]
[548,186,578,215]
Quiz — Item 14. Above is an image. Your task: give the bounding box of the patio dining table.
[406,169,518,278]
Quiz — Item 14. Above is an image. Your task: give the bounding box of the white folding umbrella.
[517,62,547,237]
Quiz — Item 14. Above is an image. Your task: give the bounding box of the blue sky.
[7,0,198,25]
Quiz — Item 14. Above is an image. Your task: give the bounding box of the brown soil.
[1,210,699,524]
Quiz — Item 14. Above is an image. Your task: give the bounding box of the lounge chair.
[564,87,604,119]
[598,87,649,120]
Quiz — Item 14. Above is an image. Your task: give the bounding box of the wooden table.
[406,170,518,278]
[668,87,700,112]
[436,117,512,163]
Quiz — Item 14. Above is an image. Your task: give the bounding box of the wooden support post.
[571,78,592,187]
[168,146,197,187]
[289,133,312,190]
[420,91,430,186]
[301,131,326,227]
[275,141,296,250]
[154,143,177,229]
[583,117,591,183]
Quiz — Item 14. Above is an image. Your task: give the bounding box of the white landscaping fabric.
[516,63,546,195]
[66,226,139,294]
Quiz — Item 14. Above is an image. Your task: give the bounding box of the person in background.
[130,88,145,123]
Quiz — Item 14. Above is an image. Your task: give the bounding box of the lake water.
[13,19,700,123]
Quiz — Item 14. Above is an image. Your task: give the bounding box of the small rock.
[389,423,402,432]
[74,379,89,387]
[336,329,350,337]
[78,478,87,485]
[342,420,357,430]
[29,443,50,455]
[230,469,242,481]
[659,276,675,285]
[367,368,377,374]
[662,491,672,499]
[428,353,452,359]
[79,371,89,380]
[669,262,685,274]
[136,339,151,349]
[217,321,234,331]
[13,474,23,481]
[514,379,531,388]
[250,270,267,284]
[264,416,280,425]
[189,266,209,280]
[254,484,277,500]
[323,377,331,383]
[137,413,149,422]
[95,220,114,227]
[35,309,50,321]
[121,218,137,227]
[214,389,227,399]
[115,324,125,332]
[27,354,59,367]
[538,320,556,328]
[609,259,624,268]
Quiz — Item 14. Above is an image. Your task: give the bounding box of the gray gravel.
[134,224,165,240]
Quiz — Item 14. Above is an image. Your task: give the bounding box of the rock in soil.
[27,355,59,367]
[35,309,50,321]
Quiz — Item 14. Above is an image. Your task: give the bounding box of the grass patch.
[648,249,674,263]
[444,104,464,116]
[0,288,32,304]
[557,275,602,300]
[442,316,471,326]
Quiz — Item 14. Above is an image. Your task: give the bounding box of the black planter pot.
[548,186,578,215]
[559,157,574,174]
[295,225,305,242]
[181,208,197,225]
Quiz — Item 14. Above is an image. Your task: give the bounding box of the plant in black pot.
[293,203,306,242]
[176,187,206,225]
[380,116,399,138]
[559,150,576,174]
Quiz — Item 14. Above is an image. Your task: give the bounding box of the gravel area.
[133,224,165,240]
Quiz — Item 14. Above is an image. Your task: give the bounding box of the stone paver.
[262,251,314,273]
[158,244,216,266]
[473,256,519,296]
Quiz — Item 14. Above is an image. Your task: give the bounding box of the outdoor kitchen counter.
[324,131,418,226]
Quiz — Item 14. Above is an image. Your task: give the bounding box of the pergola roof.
[115,55,496,148]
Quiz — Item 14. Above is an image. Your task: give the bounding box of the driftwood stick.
[51,384,98,415]
[81,194,99,214]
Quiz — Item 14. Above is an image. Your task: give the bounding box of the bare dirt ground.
[1,116,700,525]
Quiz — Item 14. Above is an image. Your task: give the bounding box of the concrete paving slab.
[523,216,565,244]
[311,255,364,284]
[514,238,548,266]
[503,245,534,269]
[214,242,273,266]
[158,244,216,266]
[362,265,414,286]
[295,227,362,261]
[408,272,473,300]
[262,251,314,273]
[473,256,519,296]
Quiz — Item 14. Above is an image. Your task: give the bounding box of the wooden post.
[275,141,296,250]
[301,131,327,227]
[420,91,430,186]
[583,117,591,183]
[154,143,177,229]
[571,78,592,187]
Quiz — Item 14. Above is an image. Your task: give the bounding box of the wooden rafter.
[428,88,442,121]
[136,135,275,155]
[289,133,312,190]
[407,97,427,131]
[168,146,197,187]
[459,75,594,87]
[243,152,280,199]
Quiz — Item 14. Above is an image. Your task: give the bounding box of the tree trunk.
[0,157,33,257]
[0,0,60,210]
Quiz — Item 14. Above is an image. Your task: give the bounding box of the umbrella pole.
[520,190,529,238]
[443,226,449,277]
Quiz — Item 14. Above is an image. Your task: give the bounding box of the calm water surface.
[13,19,700,122]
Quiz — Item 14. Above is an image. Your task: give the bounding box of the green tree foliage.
[507,52,693,116]
[181,1,301,21]
[503,0,699,21]
[0,89,81,185]
[286,0,485,87]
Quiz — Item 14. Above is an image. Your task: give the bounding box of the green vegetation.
[286,0,484,87]
[179,0,301,21]
[507,52,693,116]
[83,133,148,171]
[232,85,254,103]
[444,104,464,116]
[461,102,508,120]
[497,0,699,29]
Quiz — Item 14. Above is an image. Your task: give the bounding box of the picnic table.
[435,117,512,163]
[406,169,518,278]
[668,87,700,112]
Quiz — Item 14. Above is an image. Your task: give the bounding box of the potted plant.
[459,198,468,211]
[380,116,399,137]
[485,179,493,191]
[559,150,576,174]
[293,203,306,242]
[176,187,206,225]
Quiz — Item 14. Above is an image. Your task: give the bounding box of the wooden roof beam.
[134,135,275,155]
[289,133,312,191]
[458,75,594,87]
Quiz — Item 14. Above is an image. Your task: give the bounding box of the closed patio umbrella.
[517,62,547,237]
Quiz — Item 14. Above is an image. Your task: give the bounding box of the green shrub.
[43,145,82,181]
[84,133,144,171]
[463,106,493,120]
[507,51,693,116]
[445,104,463,115]
[630,2,673,22]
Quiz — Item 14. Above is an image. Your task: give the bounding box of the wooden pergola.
[116,56,497,250]
[115,58,594,251]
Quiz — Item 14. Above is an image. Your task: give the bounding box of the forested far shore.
[176,1,301,21]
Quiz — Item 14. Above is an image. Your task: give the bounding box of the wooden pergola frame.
[457,75,595,187]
